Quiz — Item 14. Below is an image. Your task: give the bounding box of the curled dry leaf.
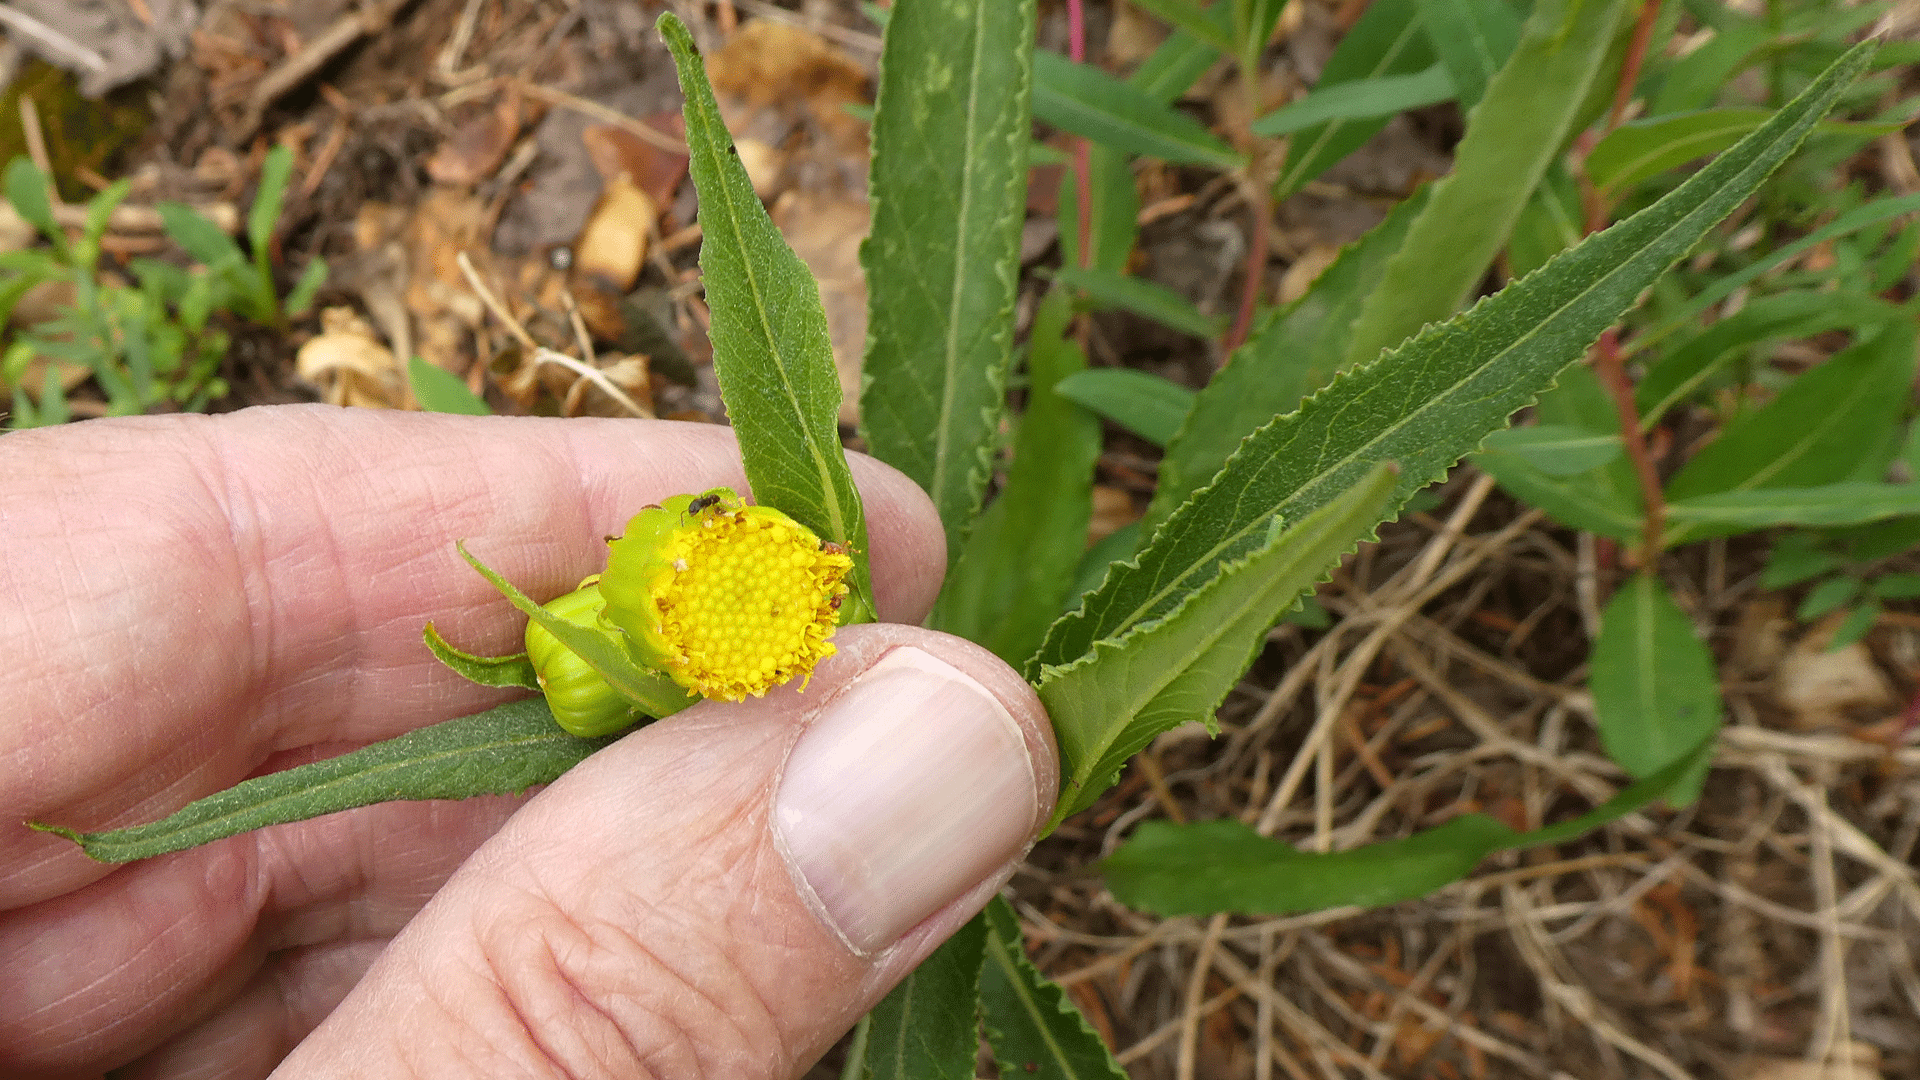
[581,119,689,209]
[574,173,655,292]
[1774,620,1895,730]
[296,306,399,408]
[427,84,524,188]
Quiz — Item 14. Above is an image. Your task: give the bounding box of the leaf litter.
[11,0,1920,1077]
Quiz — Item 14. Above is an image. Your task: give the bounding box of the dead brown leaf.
[574,174,654,292]
[771,190,867,424]
[1774,620,1896,730]
[426,84,524,187]
[297,306,399,407]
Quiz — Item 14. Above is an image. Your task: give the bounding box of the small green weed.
[1,146,326,427]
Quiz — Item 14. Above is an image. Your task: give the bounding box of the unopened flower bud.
[524,578,644,736]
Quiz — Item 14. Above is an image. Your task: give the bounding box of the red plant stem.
[1066,0,1094,271]
[1591,327,1667,566]
[1608,0,1664,132]
[1583,0,1667,568]
[1225,188,1267,350]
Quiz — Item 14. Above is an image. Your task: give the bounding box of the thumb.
[273,624,1058,1079]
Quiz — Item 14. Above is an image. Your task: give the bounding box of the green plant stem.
[1067,0,1094,274]
[1225,34,1275,352]
[1607,0,1664,131]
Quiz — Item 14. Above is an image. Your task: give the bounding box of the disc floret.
[599,488,853,701]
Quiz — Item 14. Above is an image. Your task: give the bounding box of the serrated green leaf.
[1663,319,1918,546]
[1039,465,1395,826]
[1052,367,1195,448]
[1665,483,1920,532]
[423,621,537,688]
[659,14,876,622]
[934,288,1101,667]
[1148,184,1429,533]
[980,897,1127,1080]
[1415,0,1522,111]
[1634,290,1896,427]
[1251,64,1455,137]
[1037,42,1873,676]
[32,697,611,863]
[1053,265,1222,339]
[1480,423,1623,475]
[859,0,1034,559]
[1032,50,1245,168]
[1101,733,1714,915]
[1338,0,1630,372]
[1589,109,1906,194]
[1272,0,1435,197]
[458,541,696,717]
[408,355,492,415]
[859,913,987,1080]
[1590,572,1720,805]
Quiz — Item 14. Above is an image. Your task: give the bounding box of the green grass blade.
[934,288,1101,667]
[659,14,876,620]
[1053,265,1223,339]
[1033,41,1874,675]
[858,914,987,1080]
[1040,465,1395,825]
[1665,483,1920,530]
[859,0,1035,558]
[1251,64,1456,137]
[32,698,612,863]
[980,897,1127,1080]
[1337,0,1630,373]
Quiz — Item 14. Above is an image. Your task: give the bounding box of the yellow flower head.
[598,488,854,701]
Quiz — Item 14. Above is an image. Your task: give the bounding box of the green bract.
[523,579,643,737]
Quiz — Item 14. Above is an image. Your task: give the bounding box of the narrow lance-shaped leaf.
[1032,50,1246,169]
[856,913,988,1080]
[1338,0,1629,372]
[1272,0,1436,198]
[934,287,1101,667]
[980,897,1128,1080]
[859,0,1035,556]
[1251,65,1456,138]
[659,14,876,621]
[1472,363,1643,541]
[1102,732,1715,916]
[1589,571,1721,805]
[33,698,612,863]
[1034,41,1874,675]
[423,622,538,689]
[1414,0,1522,110]
[1040,465,1396,826]
[1052,368,1195,449]
[1661,320,1919,546]
[1148,183,1429,534]
[1664,483,1920,531]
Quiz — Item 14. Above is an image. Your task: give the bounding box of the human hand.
[0,405,1057,1079]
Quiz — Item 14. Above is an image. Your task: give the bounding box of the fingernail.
[774,646,1038,955]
